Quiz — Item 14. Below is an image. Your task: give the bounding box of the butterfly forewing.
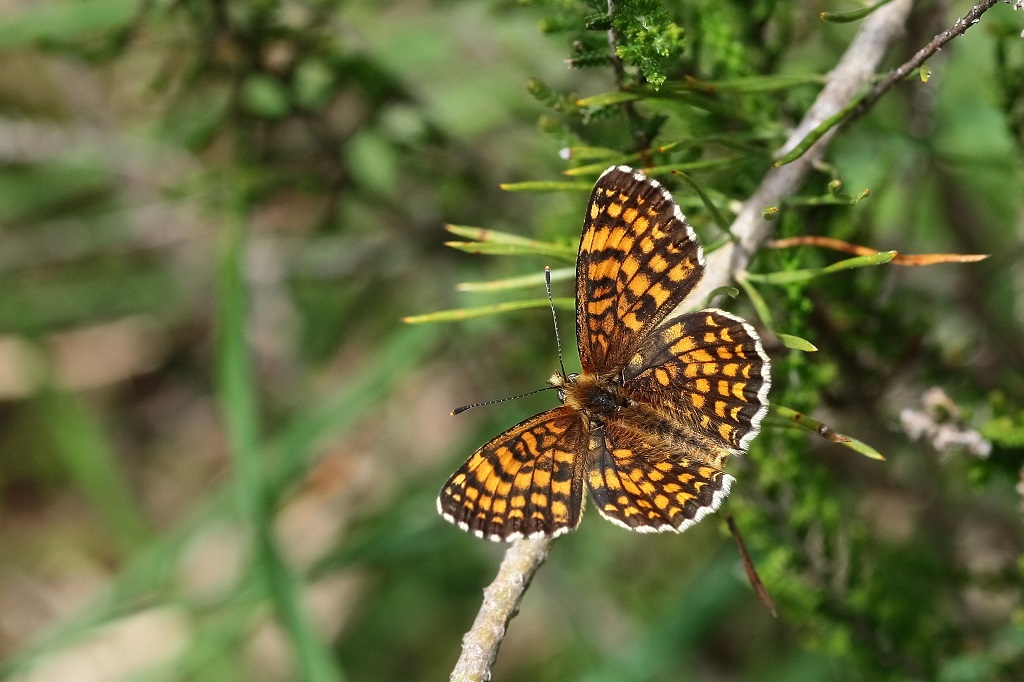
[576,166,706,374]
[624,308,772,454]
[586,421,735,533]
[437,407,589,541]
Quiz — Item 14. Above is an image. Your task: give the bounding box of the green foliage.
[610,0,685,88]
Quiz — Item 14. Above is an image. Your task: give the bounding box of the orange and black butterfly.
[438,166,771,541]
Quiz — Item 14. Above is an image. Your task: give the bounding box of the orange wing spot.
[636,498,653,509]
[622,313,644,332]
[742,364,752,379]
[588,297,615,316]
[698,466,717,479]
[627,273,652,297]
[521,430,539,454]
[670,334,696,354]
[723,363,739,377]
[664,483,682,493]
[675,491,696,504]
[633,216,650,233]
[623,507,642,517]
[617,192,628,202]
[465,487,480,501]
[531,511,546,521]
[733,344,748,358]
[647,282,672,308]
[720,327,734,342]
[715,401,727,418]
[717,380,731,396]
[700,414,711,428]
[451,473,467,486]
[719,423,735,441]
[477,495,491,510]
[510,495,527,508]
[531,492,548,507]
[684,364,699,379]
[607,202,623,218]
[704,332,719,344]
[705,314,720,327]
[551,500,569,519]
[590,226,611,251]
[508,509,525,520]
[621,254,641,279]
[654,367,671,386]
[590,202,600,219]
[492,498,507,514]
[690,393,706,409]
[717,346,734,360]
[605,471,623,491]
[654,494,670,510]
[604,503,618,512]
[474,458,495,483]
[639,480,656,495]
[732,381,748,400]
[552,478,573,496]
[607,225,628,247]
[466,453,485,471]
[695,378,711,393]
[648,469,664,481]
[655,462,674,472]
[668,262,693,283]
[533,468,552,488]
[623,207,638,223]
[640,237,656,253]
[616,495,630,506]
[690,349,713,363]
[648,253,669,273]
[702,362,718,376]
[730,406,743,421]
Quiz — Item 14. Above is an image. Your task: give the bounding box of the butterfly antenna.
[545,266,568,378]
[451,385,557,416]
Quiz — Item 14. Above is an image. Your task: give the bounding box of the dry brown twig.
[447,1,1016,679]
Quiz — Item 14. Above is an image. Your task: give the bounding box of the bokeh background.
[1,1,1023,681]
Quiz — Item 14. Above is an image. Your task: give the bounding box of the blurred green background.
[1,1,1023,681]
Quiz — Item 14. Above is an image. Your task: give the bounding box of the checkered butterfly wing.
[585,420,735,533]
[624,308,772,456]
[576,166,706,374]
[437,407,589,541]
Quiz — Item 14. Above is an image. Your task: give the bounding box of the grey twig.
[451,2,919,680]
[851,0,1002,122]
[449,537,553,681]
[690,0,914,304]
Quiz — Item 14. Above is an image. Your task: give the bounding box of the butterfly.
[438,165,771,542]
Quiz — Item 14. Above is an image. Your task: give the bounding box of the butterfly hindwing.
[437,407,589,541]
[576,166,706,374]
[585,420,735,533]
[623,308,771,454]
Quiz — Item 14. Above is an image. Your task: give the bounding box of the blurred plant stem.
[216,183,344,682]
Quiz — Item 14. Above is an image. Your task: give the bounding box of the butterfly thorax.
[549,371,628,424]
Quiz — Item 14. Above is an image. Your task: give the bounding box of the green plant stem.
[217,189,343,682]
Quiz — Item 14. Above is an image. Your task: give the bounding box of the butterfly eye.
[567,372,580,381]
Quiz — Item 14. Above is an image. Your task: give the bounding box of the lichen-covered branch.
[449,537,553,682]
